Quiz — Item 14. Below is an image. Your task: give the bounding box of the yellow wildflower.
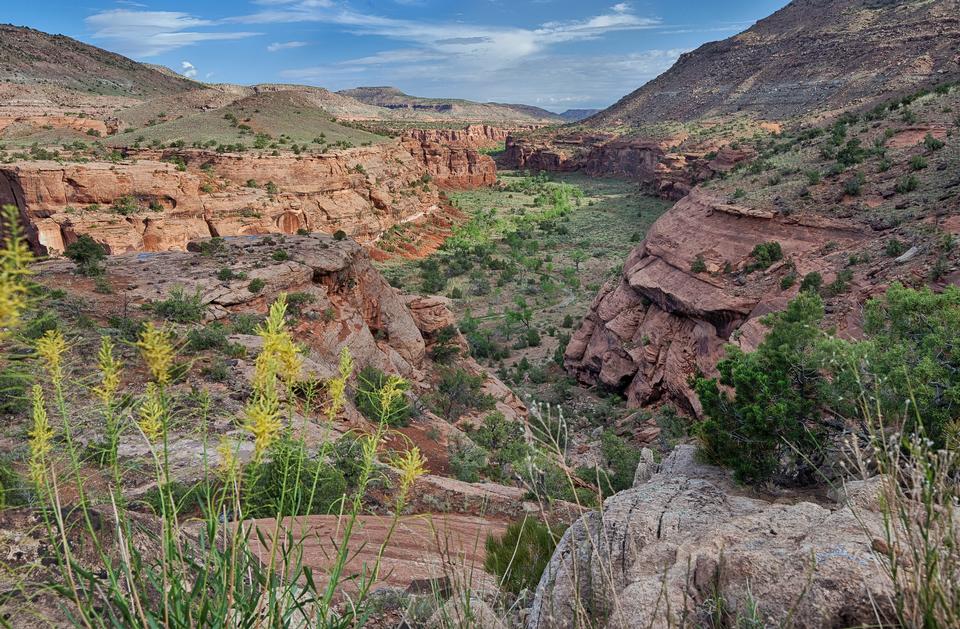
[244,390,282,460]
[137,382,165,442]
[94,336,122,408]
[377,375,406,424]
[136,323,175,386]
[0,205,32,338]
[216,436,240,478]
[392,446,428,499]
[324,348,353,422]
[252,294,303,392]
[28,385,54,486]
[35,329,68,388]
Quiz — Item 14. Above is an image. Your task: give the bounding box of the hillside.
[585,0,960,128]
[339,86,564,123]
[0,24,197,98]
[107,90,387,148]
[558,109,600,122]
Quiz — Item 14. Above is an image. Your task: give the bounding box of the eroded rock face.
[404,124,520,149]
[564,189,866,413]
[529,446,894,629]
[0,138,494,255]
[401,137,496,189]
[505,134,753,201]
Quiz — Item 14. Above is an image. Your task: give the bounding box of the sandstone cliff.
[0,138,495,254]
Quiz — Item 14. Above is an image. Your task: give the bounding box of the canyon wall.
[0,138,495,254]
[563,189,868,414]
[403,124,531,149]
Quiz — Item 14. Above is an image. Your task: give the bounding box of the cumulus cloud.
[84,9,259,57]
[180,60,197,77]
[267,40,308,52]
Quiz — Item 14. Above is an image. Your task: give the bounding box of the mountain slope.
[0,24,197,98]
[586,0,960,128]
[338,87,564,123]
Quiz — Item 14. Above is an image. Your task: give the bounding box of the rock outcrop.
[529,446,894,629]
[404,124,515,149]
[564,189,866,413]
[505,133,754,200]
[0,138,495,254]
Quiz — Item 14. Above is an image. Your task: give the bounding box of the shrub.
[691,255,707,273]
[561,314,574,328]
[924,132,945,151]
[428,325,461,363]
[448,438,487,483]
[485,517,565,595]
[910,155,928,171]
[64,235,106,276]
[799,271,822,293]
[0,361,30,414]
[0,458,31,508]
[749,241,783,270]
[597,430,643,494]
[429,367,495,421]
[805,170,821,185]
[895,175,919,193]
[355,366,412,427]
[248,278,266,293]
[885,239,907,257]
[694,292,827,484]
[844,172,864,196]
[186,324,229,352]
[271,250,289,262]
[152,286,205,323]
[780,272,797,290]
[333,229,347,241]
[468,412,529,481]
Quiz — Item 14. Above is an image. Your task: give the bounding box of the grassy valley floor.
[376,171,671,427]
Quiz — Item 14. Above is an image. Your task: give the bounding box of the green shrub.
[153,286,205,323]
[333,230,347,241]
[428,325,461,364]
[895,175,919,194]
[448,438,487,483]
[885,239,907,257]
[694,292,827,484]
[800,272,822,293]
[780,272,797,290]
[484,517,565,595]
[354,366,412,427]
[749,241,783,270]
[0,360,30,414]
[596,430,642,494]
[429,367,495,421]
[186,324,229,352]
[691,255,707,273]
[910,155,928,171]
[242,436,347,518]
[561,314,574,328]
[0,458,31,508]
[248,278,266,293]
[64,235,106,276]
[844,172,864,196]
[285,291,316,316]
[924,133,945,151]
[468,412,529,481]
[271,249,289,262]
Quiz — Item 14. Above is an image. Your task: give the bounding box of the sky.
[8,1,790,112]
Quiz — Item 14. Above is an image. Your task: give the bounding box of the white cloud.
[180,60,197,77]
[84,9,259,57]
[267,40,308,52]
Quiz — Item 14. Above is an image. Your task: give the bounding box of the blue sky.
[9,1,789,111]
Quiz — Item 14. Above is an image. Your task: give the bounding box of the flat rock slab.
[241,513,509,593]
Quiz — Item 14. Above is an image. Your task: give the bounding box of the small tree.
[64,235,106,276]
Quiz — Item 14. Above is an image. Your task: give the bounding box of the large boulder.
[529,446,894,629]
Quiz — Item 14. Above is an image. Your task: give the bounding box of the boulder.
[529,446,894,629]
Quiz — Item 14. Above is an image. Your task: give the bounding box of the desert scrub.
[7,284,427,626]
[485,517,565,595]
[152,286,205,323]
[355,365,412,427]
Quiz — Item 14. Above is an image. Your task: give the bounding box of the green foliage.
[484,517,564,595]
[847,284,960,445]
[910,155,928,171]
[0,360,30,414]
[0,458,31,508]
[468,412,529,482]
[248,278,266,293]
[243,435,347,518]
[428,325,461,364]
[694,292,827,484]
[429,367,495,421]
[64,235,106,276]
[895,175,919,194]
[885,240,907,257]
[448,438,487,483]
[186,323,229,352]
[800,272,822,293]
[691,255,707,273]
[333,229,347,241]
[595,430,642,494]
[748,241,783,270]
[924,133,945,151]
[153,286,205,323]
[354,366,412,427]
